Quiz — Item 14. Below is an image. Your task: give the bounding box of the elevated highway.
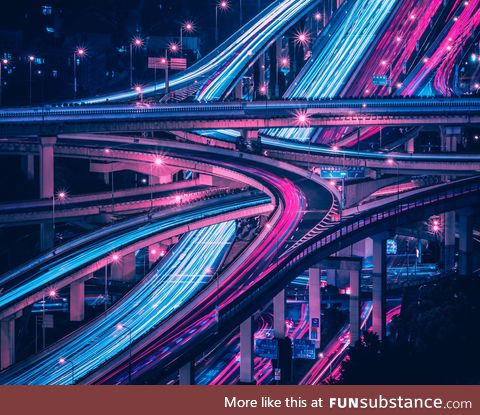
[81,175,479,385]
[2,98,480,135]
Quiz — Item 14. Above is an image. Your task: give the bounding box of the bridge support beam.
[239,316,255,384]
[234,80,243,100]
[111,252,136,282]
[458,209,474,277]
[372,234,387,341]
[308,267,321,348]
[70,280,85,322]
[349,269,361,345]
[241,129,259,142]
[405,138,415,154]
[0,311,21,370]
[258,54,266,88]
[39,137,57,251]
[179,361,194,385]
[443,211,456,273]
[273,290,286,339]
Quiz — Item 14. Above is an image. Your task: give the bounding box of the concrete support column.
[234,80,243,100]
[111,252,136,282]
[70,281,85,322]
[372,234,387,340]
[274,39,282,97]
[405,138,415,154]
[458,210,474,277]
[39,137,56,252]
[21,154,35,181]
[273,290,286,338]
[443,211,456,272]
[239,316,255,384]
[241,129,259,142]
[0,317,16,370]
[349,270,361,345]
[258,54,266,87]
[179,361,194,385]
[308,267,321,348]
[103,172,110,185]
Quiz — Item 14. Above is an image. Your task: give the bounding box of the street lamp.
[52,190,67,245]
[314,12,322,34]
[163,42,179,96]
[116,323,133,384]
[105,253,120,311]
[134,85,143,103]
[58,357,75,384]
[215,0,229,46]
[73,47,86,99]
[28,55,35,104]
[180,21,195,53]
[130,37,144,88]
[150,156,163,210]
[0,57,9,106]
[40,288,56,350]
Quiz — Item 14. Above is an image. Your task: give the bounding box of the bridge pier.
[458,209,474,277]
[70,280,85,322]
[273,39,282,97]
[0,311,22,370]
[39,137,57,251]
[443,211,456,273]
[239,316,255,384]
[258,54,266,89]
[349,269,361,345]
[234,80,243,100]
[273,290,286,339]
[405,138,415,154]
[179,361,194,385]
[111,252,136,282]
[441,127,460,273]
[308,267,321,348]
[372,234,387,341]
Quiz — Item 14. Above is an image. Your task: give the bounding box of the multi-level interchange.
[0,0,479,385]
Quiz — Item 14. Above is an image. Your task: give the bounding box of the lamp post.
[130,37,144,88]
[151,156,163,210]
[134,85,143,103]
[164,42,179,96]
[180,21,194,54]
[53,190,67,244]
[0,58,8,106]
[216,1,229,46]
[58,357,75,385]
[73,47,86,99]
[41,288,56,350]
[28,55,35,104]
[116,323,133,384]
[105,253,120,311]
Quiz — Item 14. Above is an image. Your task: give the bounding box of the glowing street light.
[0,57,9,106]
[215,0,230,46]
[180,21,195,53]
[134,84,143,102]
[52,189,68,243]
[58,357,75,385]
[116,323,133,384]
[73,47,86,99]
[296,110,310,127]
[130,36,144,87]
[294,29,310,46]
[28,55,35,104]
[169,42,180,54]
